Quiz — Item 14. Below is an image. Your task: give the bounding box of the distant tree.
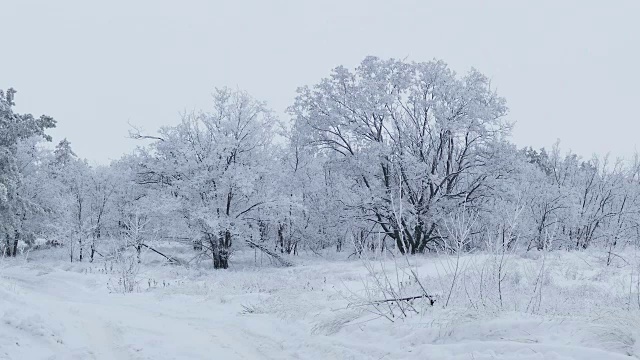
[54,138,77,166]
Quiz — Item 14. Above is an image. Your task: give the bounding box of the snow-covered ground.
[1,246,639,359]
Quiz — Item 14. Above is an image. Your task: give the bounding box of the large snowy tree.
[290,57,510,253]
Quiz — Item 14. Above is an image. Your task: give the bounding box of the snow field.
[1,247,639,359]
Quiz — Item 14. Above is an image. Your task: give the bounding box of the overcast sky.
[2,0,638,164]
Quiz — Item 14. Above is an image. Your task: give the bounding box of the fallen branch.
[371,294,436,306]
[140,243,181,264]
[245,240,293,267]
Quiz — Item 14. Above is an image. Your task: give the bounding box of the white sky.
[2,0,638,164]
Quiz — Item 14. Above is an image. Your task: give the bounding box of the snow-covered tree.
[138,88,278,268]
[290,57,510,254]
[0,88,56,256]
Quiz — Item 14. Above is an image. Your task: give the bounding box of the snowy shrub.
[107,256,140,293]
[106,242,141,294]
[345,255,436,321]
[311,310,362,335]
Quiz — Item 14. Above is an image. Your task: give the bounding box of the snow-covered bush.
[105,239,141,294]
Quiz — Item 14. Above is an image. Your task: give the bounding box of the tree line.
[2,57,639,268]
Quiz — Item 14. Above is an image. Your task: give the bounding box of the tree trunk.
[78,235,84,262]
[11,230,20,257]
[90,243,96,263]
[393,229,406,255]
[90,227,101,263]
[207,232,231,270]
[212,251,229,269]
[277,224,285,254]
